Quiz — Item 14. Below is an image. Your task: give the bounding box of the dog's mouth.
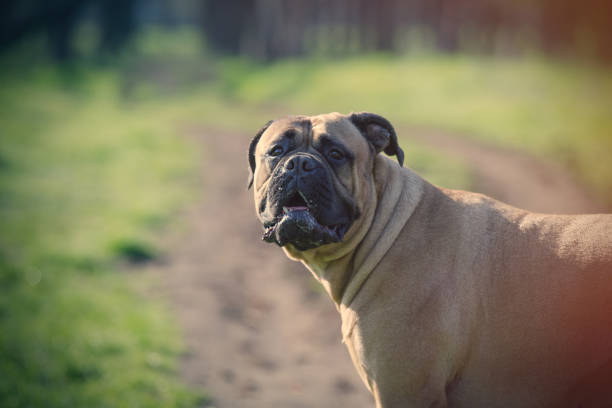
[262,191,348,251]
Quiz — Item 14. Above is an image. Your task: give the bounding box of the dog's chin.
[262,207,348,251]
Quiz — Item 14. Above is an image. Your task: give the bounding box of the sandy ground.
[153,127,604,408]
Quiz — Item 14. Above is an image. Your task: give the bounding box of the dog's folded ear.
[349,112,404,167]
[248,120,273,189]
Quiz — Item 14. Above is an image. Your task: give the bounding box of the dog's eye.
[269,145,284,157]
[328,148,344,161]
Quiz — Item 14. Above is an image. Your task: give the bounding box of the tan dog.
[248,112,612,407]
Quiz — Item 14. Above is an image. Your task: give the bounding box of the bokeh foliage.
[0,65,206,407]
[4,1,612,62]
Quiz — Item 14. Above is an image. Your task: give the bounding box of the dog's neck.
[285,155,425,308]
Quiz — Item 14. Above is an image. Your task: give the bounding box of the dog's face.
[248,112,404,252]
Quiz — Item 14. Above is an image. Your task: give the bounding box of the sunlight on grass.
[0,68,206,407]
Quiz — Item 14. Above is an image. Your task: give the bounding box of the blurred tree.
[1,0,611,63]
[0,0,138,61]
[0,0,86,60]
[200,0,255,55]
[98,0,138,55]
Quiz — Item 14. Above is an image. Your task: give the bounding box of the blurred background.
[1,1,611,407]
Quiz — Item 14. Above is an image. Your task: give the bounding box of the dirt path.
[158,129,374,408]
[405,127,604,214]
[154,127,603,408]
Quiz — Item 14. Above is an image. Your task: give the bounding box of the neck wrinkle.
[298,156,424,308]
[339,158,424,309]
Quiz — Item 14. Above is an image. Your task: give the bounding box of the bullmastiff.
[247,112,612,407]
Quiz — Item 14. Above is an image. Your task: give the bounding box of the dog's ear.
[248,120,273,189]
[349,112,404,167]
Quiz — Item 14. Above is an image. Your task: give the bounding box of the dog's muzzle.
[261,154,350,250]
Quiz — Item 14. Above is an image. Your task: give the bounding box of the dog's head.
[248,112,404,252]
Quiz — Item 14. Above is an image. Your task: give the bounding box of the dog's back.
[437,186,612,407]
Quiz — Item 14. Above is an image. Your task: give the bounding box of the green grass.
[0,67,207,407]
[219,54,612,205]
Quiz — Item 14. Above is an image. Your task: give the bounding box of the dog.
[248,111,612,407]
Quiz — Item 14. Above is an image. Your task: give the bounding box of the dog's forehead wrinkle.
[315,133,347,149]
[299,117,312,134]
[261,117,313,149]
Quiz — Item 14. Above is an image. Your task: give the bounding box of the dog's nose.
[284,155,318,173]
[301,157,316,172]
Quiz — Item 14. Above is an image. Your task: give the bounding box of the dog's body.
[339,156,612,407]
[249,112,612,407]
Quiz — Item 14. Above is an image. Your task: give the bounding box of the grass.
[219,54,612,205]
[0,66,207,407]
